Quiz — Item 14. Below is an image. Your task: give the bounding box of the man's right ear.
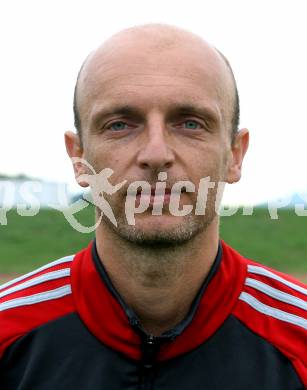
[64,131,89,188]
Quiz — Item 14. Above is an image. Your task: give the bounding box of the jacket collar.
[71,239,246,361]
[91,238,222,340]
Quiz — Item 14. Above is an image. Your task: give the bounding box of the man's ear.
[64,131,89,188]
[226,128,249,184]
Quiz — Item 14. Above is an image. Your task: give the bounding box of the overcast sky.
[1,0,306,205]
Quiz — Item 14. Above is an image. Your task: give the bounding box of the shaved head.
[73,24,240,143]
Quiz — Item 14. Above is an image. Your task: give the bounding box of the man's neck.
[95,218,219,336]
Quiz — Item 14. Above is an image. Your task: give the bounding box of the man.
[0,24,306,389]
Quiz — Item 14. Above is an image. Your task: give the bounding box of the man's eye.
[109,121,127,131]
[183,120,201,129]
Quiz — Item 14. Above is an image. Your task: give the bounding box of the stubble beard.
[95,187,220,285]
[98,190,218,249]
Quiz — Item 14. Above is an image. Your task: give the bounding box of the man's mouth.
[135,186,186,207]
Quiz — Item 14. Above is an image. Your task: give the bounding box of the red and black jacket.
[0,240,306,389]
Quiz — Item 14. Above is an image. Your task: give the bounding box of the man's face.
[71,33,246,246]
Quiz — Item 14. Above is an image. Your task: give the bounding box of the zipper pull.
[141,335,159,369]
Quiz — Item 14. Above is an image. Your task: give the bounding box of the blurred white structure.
[0,175,70,209]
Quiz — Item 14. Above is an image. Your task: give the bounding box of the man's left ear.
[226,128,249,184]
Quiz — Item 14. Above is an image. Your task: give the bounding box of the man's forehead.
[75,25,236,128]
[80,25,231,88]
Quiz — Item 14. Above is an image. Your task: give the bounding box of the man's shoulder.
[231,254,307,384]
[0,254,76,359]
[237,255,307,314]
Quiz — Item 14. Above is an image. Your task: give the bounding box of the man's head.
[65,24,249,246]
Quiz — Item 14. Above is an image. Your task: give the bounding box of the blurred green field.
[0,207,95,275]
[0,207,306,281]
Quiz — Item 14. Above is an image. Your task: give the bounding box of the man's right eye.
[109,121,127,131]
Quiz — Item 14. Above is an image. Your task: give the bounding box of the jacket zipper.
[138,334,160,390]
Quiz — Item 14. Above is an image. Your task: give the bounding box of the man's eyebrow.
[90,105,142,127]
[89,103,221,128]
[167,104,220,123]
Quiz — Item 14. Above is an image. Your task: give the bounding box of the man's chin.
[111,214,210,248]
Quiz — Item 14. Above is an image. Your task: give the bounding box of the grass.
[0,207,306,280]
[0,207,95,274]
[220,208,307,276]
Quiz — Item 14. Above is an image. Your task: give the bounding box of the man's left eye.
[183,120,201,129]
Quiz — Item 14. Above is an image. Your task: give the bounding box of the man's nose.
[136,120,175,171]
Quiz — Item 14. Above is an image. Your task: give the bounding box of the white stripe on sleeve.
[239,292,307,330]
[245,277,307,311]
[0,255,74,291]
[0,285,72,312]
[247,265,307,296]
[0,269,71,299]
